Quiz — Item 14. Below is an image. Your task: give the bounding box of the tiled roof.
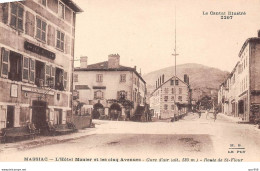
[82,61,133,71]
[74,61,146,83]
[151,76,189,95]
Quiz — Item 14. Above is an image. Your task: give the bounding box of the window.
[164,96,168,102]
[35,61,45,87]
[171,96,174,101]
[36,18,47,42]
[175,80,179,85]
[74,74,78,82]
[120,74,126,82]
[9,51,23,81]
[55,67,64,90]
[58,2,65,19]
[171,105,175,110]
[164,104,168,110]
[164,88,168,94]
[179,88,182,94]
[94,90,104,99]
[178,96,182,101]
[171,88,175,94]
[10,3,24,31]
[56,30,65,51]
[118,91,127,100]
[1,48,9,78]
[96,74,103,82]
[170,80,174,85]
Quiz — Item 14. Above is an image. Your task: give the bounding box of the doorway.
[109,103,122,120]
[32,101,47,130]
[54,109,62,125]
[6,106,14,128]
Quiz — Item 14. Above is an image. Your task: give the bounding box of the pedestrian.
[198,109,201,118]
[214,108,218,122]
[206,109,209,119]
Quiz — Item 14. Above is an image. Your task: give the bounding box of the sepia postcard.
[0,0,260,170]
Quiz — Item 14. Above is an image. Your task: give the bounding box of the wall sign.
[93,86,106,89]
[22,85,55,96]
[24,41,56,60]
[10,84,18,98]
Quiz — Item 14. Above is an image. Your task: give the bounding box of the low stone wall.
[72,115,92,130]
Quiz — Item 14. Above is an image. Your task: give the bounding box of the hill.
[143,63,230,100]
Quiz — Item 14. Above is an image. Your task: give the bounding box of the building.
[218,33,260,122]
[0,0,82,131]
[150,74,191,119]
[73,54,147,121]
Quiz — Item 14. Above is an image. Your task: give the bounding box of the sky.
[73,0,260,74]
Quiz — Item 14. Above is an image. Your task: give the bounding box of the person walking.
[206,109,209,119]
[198,109,201,118]
[213,108,218,122]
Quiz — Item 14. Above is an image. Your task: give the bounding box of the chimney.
[108,54,120,69]
[184,74,189,84]
[80,56,88,68]
[162,74,164,83]
[134,66,137,70]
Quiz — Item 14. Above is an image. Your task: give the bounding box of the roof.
[238,37,260,57]
[151,75,189,95]
[74,61,146,83]
[61,0,84,13]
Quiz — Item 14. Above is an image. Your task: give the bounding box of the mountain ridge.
[143,63,230,100]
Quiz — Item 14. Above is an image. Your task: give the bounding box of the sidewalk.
[0,127,96,154]
[217,113,243,123]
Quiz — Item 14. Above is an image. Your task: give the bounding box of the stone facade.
[150,75,191,119]
[73,55,146,120]
[218,36,260,122]
[0,0,82,130]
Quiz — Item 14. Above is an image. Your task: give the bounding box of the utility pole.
[172,5,179,118]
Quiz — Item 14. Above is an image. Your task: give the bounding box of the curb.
[0,129,96,153]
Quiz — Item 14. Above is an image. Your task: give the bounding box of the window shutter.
[45,64,51,86]
[1,48,9,78]
[2,3,9,24]
[0,105,7,129]
[51,66,55,89]
[29,58,35,84]
[47,25,55,46]
[25,11,35,37]
[65,35,71,54]
[94,91,97,99]
[22,56,29,82]
[63,71,67,90]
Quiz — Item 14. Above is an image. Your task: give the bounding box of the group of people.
[196,108,218,121]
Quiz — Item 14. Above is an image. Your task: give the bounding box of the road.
[1,112,260,162]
